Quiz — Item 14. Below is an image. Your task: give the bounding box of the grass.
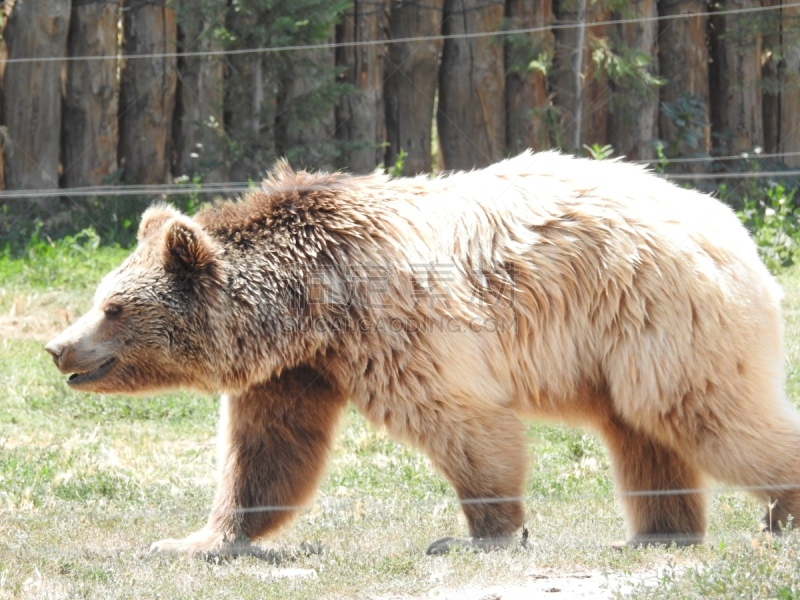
[2,243,800,598]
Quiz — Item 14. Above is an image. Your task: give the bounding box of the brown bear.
[46,151,800,555]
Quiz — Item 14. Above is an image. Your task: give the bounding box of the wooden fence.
[0,0,799,198]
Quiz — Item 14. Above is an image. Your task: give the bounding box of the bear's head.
[45,204,228,395]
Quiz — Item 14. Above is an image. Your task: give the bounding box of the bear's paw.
[149,527,254,558]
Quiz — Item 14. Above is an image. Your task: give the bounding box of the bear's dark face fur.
[46,208,228,395]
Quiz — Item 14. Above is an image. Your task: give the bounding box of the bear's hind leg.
[419,408,529,554]
[600,415,708,547]
[150,366,347,557]
[686,410,800,535]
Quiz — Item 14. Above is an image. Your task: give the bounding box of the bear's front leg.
[151,366,347,557]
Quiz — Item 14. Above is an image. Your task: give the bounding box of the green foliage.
[583,143,614,160]
[591,36,665,111]
[657,93,710,158]
[626,535,800,599]
[0,192,205,254]
[387,149,407,178]
[174,174,210,216]
[219,0,352,173]
[226,0,342,47]
[651,142,670,175]
[735,183,800,272]
[502,18,554,79]
[0,227,128,287]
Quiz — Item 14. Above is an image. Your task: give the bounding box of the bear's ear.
[162,217,223,285]
[139,203,184,242]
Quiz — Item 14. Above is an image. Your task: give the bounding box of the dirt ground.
[0,291,74,342]
[254,564,675,599]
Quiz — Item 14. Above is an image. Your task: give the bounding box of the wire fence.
[0,160,798,200]
[0,0,797,215]
[2,479,793,519]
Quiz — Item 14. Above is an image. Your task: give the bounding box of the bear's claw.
[612,532,705,550]
[425,535,517,555]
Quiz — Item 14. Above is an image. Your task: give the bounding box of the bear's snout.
[45,330,101,374]
[45,339,64,366]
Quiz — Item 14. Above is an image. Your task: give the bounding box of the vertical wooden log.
[335,0,388,174]
[551,0,610,152]
[3,0,71,190]
[384,0,445,175]
[505,0,554,154]
[610,0,659,160]
[551,0,578,151]
[62,0,120,188]
[658,0,711,163]
[572,0,588,150]
[173,0,226,182]
[275,41,338,172]
[118,0,178,184]
[762,0,780,156]
[438,0,506,170]
[581,6,611,150]
[223,6,274,182]
[778,1,800,167]
[709,0,763,155]
[335,1,385,174]
[0,13,9,192]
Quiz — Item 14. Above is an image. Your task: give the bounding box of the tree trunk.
[505,0,554,154]
[610,0,659,161]
[777,1,800,167]
[438,0,506,170]
[551,0,610,153]
[62,0,120,189]
[384,0,444,175]
[658,0,711,164]
[173,0,226,182]
[0,13,9,192]
[762,0,781,157]
[275,41,338,172]
[581,5,611,150]
[770,6,800,168]
[3,0,71,190]
[118,0,178,185]
[335,0,388,174]
[709,0,763,155]
[223,6,274,182]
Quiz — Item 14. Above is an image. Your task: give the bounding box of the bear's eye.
[104,304,123,318]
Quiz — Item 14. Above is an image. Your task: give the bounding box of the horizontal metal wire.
[2,481,797,522]
[0,168,797,201]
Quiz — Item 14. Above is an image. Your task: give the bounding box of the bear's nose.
[45,340,64,366]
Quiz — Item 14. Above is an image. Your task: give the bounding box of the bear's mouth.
[67,357,117,387]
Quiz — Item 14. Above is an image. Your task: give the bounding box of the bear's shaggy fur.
[46,151,800,554]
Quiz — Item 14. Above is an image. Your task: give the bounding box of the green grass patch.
[0,228,129,291]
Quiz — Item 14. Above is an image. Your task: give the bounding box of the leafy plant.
[591,36,665,104]
[735,183,800,272]
[658,92,710,158]
[388,149,407,178]
[0,226,133,293]
[584,143,614,160]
